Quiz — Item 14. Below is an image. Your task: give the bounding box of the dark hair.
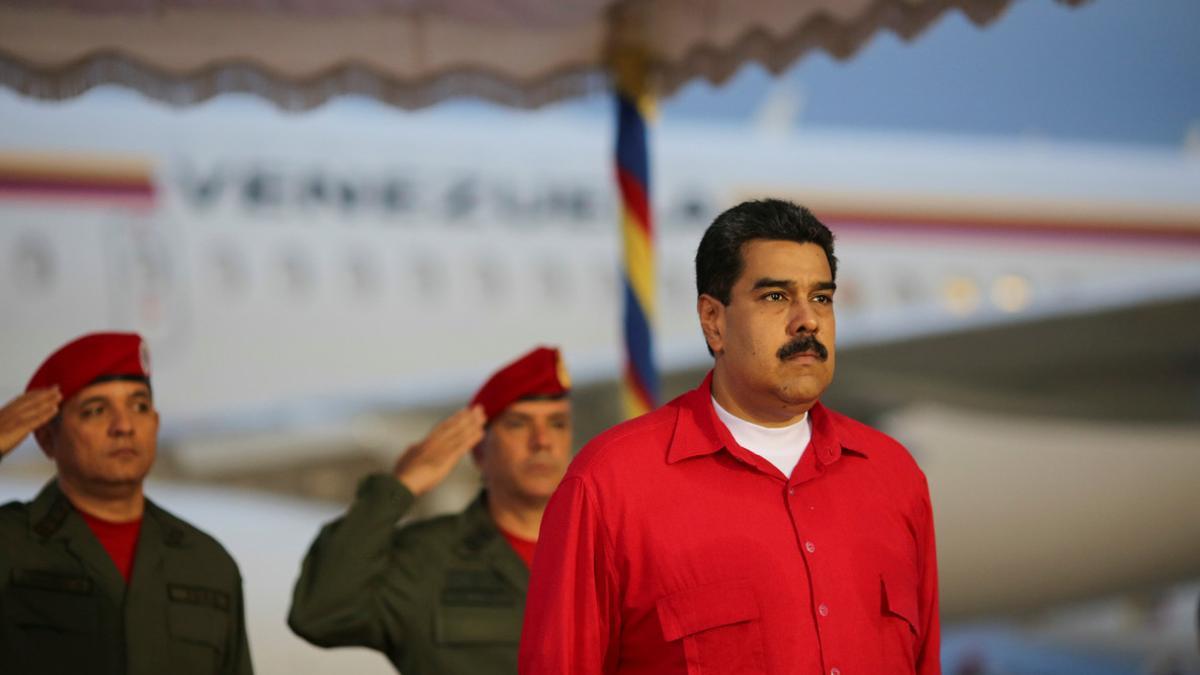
[695,199,837,304]
[90,374,153,399]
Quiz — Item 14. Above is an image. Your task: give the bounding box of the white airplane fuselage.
[1,92,1199,665]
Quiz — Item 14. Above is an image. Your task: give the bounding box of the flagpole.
[613,49,659,419]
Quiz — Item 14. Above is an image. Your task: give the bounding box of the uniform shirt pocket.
[166,584,230,654]
[8,571,98,634]
[656,578,767,675]
[6,575,102,674]
[434,605,522,645]
[434,571,521,645]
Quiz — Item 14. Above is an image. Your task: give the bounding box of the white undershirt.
[711,396,811,478]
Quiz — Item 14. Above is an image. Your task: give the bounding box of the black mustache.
[777,334,828,361]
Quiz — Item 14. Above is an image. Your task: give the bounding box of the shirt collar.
[665,370,867,466]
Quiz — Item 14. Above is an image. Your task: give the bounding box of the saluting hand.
[0,387,62,458]
[393,404,487,496]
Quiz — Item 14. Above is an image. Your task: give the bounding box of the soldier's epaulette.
[146,499,189,547]
[457,525,496,556]
[32,495,71,538]
[164,526,186,547]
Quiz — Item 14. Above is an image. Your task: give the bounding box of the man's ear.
[697,294,726,355]
[34,423,55,459]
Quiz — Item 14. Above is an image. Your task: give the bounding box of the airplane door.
[102,213,192,361]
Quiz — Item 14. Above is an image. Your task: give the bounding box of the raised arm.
[287,405,484,652]
[0,388,61,460]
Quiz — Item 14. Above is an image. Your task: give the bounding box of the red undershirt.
[499,527,538,569]
[79,510,143,583]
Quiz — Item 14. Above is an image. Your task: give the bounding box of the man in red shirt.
[289,346,573,675]
[520,199,940,675]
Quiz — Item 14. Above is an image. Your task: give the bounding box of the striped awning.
[0,0,1088,111]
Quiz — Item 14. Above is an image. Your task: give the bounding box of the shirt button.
[787,487,796,495]
[818,603,830,617]
[805,541,816,553]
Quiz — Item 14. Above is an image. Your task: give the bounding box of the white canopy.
[0,0,1086,110]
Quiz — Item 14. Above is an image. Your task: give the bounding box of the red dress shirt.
[520,372,940,675]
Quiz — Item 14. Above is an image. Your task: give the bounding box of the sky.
[16,0,1197,151]
[454,0,1197,149]
[656,0,1200,147]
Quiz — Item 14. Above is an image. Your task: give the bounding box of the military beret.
[470,346,570,422]
[26,332,150,404]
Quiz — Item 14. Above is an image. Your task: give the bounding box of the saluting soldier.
[0,332,253,675]
[288,346,573,675]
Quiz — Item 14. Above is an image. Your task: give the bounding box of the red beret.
[470,346,570,422]
[26,332,150,404]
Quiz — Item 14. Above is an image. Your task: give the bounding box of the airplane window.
[664,190,714,230]
[990,274,1033,313]
[475,256,508,303]
[345,248,383,300]
[567,190,595,223]
[491,182,534,226]
[379,177,416,216]
[209,242,249,297]
[337,180,360,213]
[592,261,618,300]
[129,228,173,291]
[10,233,56,294]
[891,272,924,307]
[299,173,328,209]
[836,278,864,311]
[243,170,284,210]
[546,187,594,229]
[444,177,481,224]
[277,245,317,299]
[405,249,444,303]
[539,259,572,304]
[942,275,982,316]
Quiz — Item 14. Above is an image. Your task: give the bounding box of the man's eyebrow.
[814,281,837,292]
[75,395,109,408]
[750,278,797,291]
[74,388,152,407]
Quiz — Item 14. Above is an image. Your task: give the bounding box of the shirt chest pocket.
[166,583,230,673]
[879,562,922,668]
[434,575,521,646]
[434,605,522,645]
[8,570,99,634]
[881,566,920,637]
[656,578,767,675]
[6,572,102,672]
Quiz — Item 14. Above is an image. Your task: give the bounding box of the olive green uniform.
[289,474,528,675]
[0,480,253,675]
